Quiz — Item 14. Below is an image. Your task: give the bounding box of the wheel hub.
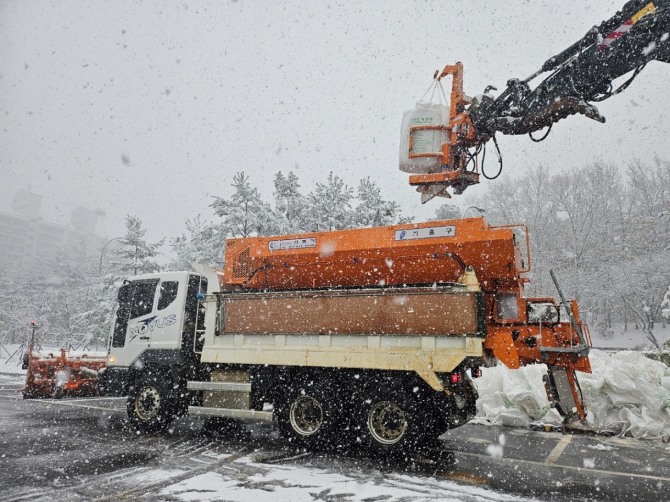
[289,395,323,436]
[135,386,161,421]
[368,401,407,445]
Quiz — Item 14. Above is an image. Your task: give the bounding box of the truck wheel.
[277,381,344,450]
[127,372,174,433]
[355,387,432,455]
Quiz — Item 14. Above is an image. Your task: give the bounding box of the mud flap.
[544,366,584,423]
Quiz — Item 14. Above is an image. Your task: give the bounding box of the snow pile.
[475,362,561,428]
[581,350,670,438]
[475,349,670,439]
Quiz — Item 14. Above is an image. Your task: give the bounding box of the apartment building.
[0,190,105,272]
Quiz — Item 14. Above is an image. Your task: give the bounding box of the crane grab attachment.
[402,0,670,201]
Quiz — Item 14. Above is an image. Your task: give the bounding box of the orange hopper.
[223,217,528,291]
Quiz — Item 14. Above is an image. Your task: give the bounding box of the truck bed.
[200,285,486,390]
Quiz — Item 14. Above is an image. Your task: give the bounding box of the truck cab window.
[130,280,159,319]
[111,279,158,348]
[184,275,207,332]
[112,284,132,348]
[157,281,179,310]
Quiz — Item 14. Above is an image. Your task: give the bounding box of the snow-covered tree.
[479,159,670,345]
[0,269,37,343]
[433,203,461,221]
[169,216,224,270]
[353,177,401,227]
[45,251,119,346]
[305,172,354,231]
[116,215,164,276]
[0,250,117,347]
[661,286,670,322]
[211,172,273,238]
[271,171,309,234]
[616,160,670,343]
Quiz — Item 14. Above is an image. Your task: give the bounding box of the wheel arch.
[127,349,185,391]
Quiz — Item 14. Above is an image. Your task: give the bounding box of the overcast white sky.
[1,0,669,243]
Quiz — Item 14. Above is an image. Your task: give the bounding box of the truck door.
[147,279,183,352]
[110,279,159,367]
[183,275,208,354]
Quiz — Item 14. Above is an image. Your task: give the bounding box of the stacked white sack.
[474,349,670,439]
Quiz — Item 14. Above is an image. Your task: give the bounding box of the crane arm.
[472,0,670,138]
[408,1,670,201]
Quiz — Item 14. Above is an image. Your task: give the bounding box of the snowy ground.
[0,380,548,502]
[148,453,531,502]
[5,337,670,440]
[589,323,670,349]
[3,383,670,501]
[4,338,670,500]
[0,349,538,501]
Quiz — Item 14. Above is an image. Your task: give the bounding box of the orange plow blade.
[23,348,107,399]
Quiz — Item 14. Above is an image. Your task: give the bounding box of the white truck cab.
[99,271,209,397]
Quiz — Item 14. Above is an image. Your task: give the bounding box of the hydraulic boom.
[407,0,670,201]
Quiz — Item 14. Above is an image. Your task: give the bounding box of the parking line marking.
[459,450,670,483]
[545,435,571,464]
[0,394,125,412]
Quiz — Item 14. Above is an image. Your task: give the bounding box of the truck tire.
[127,371,175,433]
[277,380,344,450]
[354,386,435,456]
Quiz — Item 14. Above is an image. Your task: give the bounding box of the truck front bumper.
[97,366,130,397]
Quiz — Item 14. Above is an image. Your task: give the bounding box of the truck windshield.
[111,279,159,348]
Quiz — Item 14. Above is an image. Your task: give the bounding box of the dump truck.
[98,0,670,453]
[99,217,591,453]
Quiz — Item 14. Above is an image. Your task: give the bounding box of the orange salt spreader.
[223,217,591,423]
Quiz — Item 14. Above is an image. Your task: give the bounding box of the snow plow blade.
[23,348,107,399]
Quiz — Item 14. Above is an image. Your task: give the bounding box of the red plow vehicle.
[22,323,106,399]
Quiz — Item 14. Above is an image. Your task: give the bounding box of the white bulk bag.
[399,80,451,174]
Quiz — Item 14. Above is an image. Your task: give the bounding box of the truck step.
[188,406,273,421]
[187,381,252,392]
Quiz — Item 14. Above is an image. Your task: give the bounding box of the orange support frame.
[406,62,482,201]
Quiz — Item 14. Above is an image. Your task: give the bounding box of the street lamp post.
[462,206,486,219]
[99,237,123,274]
